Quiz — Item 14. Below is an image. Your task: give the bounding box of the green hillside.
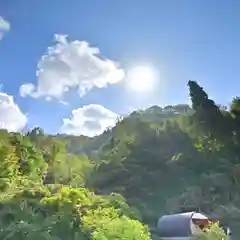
[86,81,240,238]
[0,128,150,239]
[0,80,239,239]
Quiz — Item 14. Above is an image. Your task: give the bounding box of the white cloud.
[0,92,27,132]
[0,17,10,40]
[20,34,125,100]
[19,83,35,97]
[61,104,118,137]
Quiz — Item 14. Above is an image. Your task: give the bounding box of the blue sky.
[0,0,239,136]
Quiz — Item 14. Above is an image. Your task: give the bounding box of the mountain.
[84,82,240,238]
[56,104,192,157]
[0,80,238,239]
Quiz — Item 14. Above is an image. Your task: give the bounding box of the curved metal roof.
[157,212,194,237]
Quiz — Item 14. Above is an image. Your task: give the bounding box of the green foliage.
[0,126,150,239]
[0,143,19,191]
[87,81,240,236]
[196,222,227,240]
[0,186,150,239]
[1,80,240,238]
[53,153,93,187]
[91,216,150,240]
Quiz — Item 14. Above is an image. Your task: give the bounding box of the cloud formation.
[0,17,10,40]
[61,104,118,137]
[20,34,125,100]
[0,92,27,132]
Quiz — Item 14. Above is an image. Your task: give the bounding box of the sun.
[127,65,156,92]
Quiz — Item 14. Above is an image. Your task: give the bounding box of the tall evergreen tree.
[188,80,225,138]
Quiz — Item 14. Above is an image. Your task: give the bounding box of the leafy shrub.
[196,222,227,240]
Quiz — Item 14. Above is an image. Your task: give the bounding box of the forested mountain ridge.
[55,103,193,158]
[0,80,239,239]
[86,81,240,238]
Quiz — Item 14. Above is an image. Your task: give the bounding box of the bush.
[196,222,227,240]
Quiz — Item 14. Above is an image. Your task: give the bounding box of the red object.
[192,218,220,226]
[208,218,220,222]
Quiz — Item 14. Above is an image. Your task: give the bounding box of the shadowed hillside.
[84,81,240,238]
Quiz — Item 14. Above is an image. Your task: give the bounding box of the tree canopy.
[0,80,240,238]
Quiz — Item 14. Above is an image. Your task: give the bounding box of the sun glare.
[127,65,156,92]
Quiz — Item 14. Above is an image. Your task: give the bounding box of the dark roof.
[157,212,194,237]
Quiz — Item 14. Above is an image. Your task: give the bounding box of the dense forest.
[0,80,239,239]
